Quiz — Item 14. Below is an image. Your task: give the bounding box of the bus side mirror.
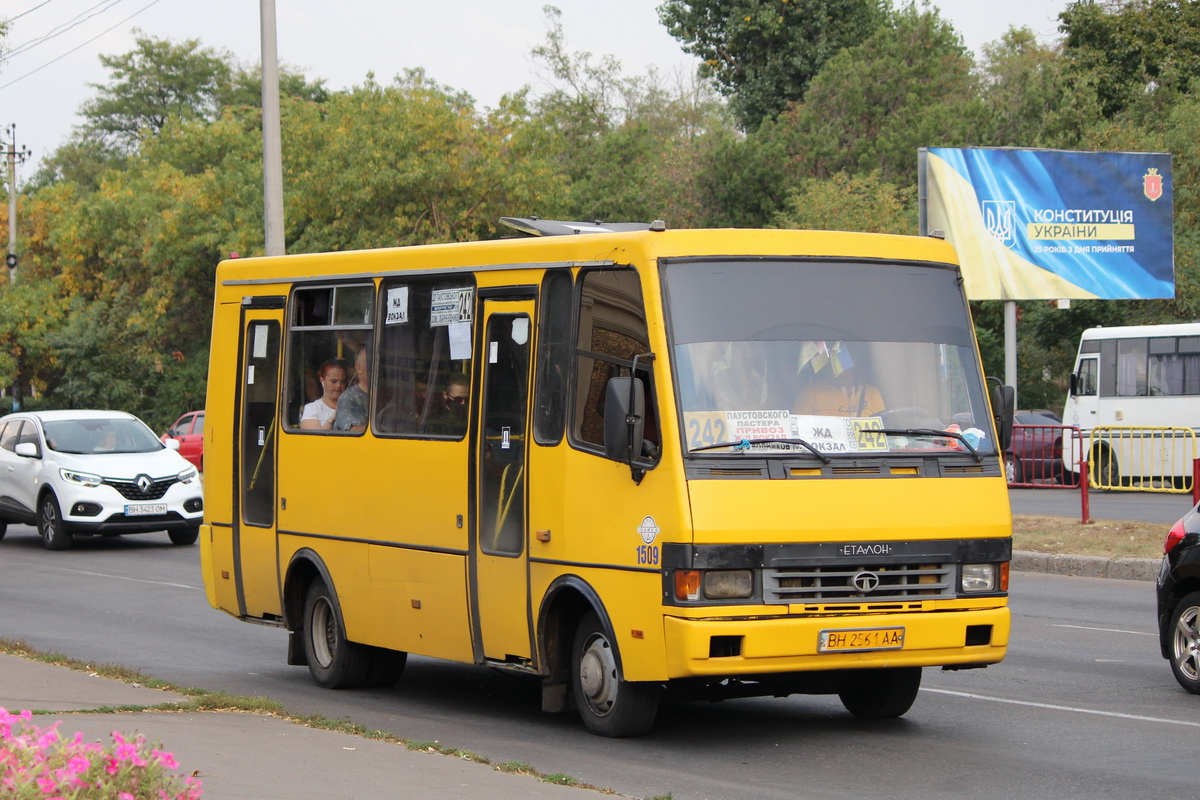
[1069,373,1078,395]
[991,384,1015,451]
[604,376,644,464]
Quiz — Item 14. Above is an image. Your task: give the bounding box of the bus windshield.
[662,258,996,456]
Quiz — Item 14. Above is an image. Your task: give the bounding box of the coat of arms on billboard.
[982,200,1017,247]
[1143,168,1164,202]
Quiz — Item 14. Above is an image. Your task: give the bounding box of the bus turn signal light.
[675,570,701,601]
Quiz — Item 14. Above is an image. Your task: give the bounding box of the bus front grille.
[765,563,954,603]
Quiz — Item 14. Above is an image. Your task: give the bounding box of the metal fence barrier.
[1084,425,1196,493]
[1005,423,1082,489]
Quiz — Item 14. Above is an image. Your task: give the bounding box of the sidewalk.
[1012,549,1160,581]
[0,654,615,800]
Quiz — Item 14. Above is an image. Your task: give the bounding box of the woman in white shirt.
[301,359,348,430]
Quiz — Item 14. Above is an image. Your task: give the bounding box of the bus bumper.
[661,606,1009,678]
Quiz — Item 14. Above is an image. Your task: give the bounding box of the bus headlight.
[961,564,997,593]
[704,570,753,599]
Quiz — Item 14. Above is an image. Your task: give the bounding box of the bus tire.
[0,521,7,541]
[302,578,371,689]
[1091,448,1120,490]
[571,611,659,737]
[364,647,407,687]
[1168,592,1200,694]
[838,667,922,719]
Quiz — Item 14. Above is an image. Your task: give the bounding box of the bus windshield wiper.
[867,428,981,462]
[688,438,831,464]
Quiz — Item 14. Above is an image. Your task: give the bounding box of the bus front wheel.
[302,579,373,689]
[838,667,922,719]
[571,611,659,737]
[1090,448,1120,489]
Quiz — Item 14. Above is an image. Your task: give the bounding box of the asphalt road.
[1009,484,1195,525]
[1,525,1196,800]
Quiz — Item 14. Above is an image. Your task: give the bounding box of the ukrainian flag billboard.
[919,147,1173,300]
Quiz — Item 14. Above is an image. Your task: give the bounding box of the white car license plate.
[818,627,905,653]
[125,503,167,516]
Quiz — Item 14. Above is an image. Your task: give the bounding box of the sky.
[1,0,1071,176]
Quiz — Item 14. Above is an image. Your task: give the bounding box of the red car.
[161,410,204,472]
[1005,411,1067,484]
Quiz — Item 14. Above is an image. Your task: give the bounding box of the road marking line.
[924,687,1200,728]
[1052,623,1155,636]
[51,567,199,591]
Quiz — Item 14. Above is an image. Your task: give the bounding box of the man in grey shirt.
[335,347,370,432]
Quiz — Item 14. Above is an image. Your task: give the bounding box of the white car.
[0,410,202,550]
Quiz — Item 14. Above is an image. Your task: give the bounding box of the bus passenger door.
[472,299,534,664]
[1066,353,1099,428]
[235,302,284,619]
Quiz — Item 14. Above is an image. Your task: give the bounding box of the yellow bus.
[200,219,1014,737]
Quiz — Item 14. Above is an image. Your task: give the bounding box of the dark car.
[1157,504,1200,692]
[161,410,204,472]
[1005,411,1067,484]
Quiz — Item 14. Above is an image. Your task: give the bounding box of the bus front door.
[472,300,534,664]
[235,304,284,618]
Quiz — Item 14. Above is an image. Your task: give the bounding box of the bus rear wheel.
[302,579,373,689]
[838,667,922,719]
[571,611,659,737]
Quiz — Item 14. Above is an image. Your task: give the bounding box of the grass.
[1012,514,1167,560]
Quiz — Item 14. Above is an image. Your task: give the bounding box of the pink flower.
[152,748,179,769]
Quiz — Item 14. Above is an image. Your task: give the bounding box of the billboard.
[919,147,1173,300]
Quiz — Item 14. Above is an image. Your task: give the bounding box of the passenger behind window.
[426,372,470,434]
[301,359,348,430]
[793,342,884,417]
[335,347,370,432]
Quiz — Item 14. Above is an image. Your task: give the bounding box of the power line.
[0,0,166,91]
[9,1,57,24]
[7,0,128,59]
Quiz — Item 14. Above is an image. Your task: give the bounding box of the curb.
[1013,549,1160,582]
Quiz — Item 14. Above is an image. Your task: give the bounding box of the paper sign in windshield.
[794,415,887,453]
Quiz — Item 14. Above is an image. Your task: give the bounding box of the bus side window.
[571,267,660,464]
[376,275,475,439]
[534,270,572,445]
[285,284,374,433]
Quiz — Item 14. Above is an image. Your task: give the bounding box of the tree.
[1061,0,1200,120]
[657,0,889,130]
[79,31,234,150]
[528,6,735,224]
[777,4,984,187]
[976,27,1101,149]
[773,170,916,233]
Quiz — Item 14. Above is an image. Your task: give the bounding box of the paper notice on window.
[252,324,268,358]
[386,287,409,325]
[449,321,472,360]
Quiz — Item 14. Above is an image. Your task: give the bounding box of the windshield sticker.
[430,287,474,326]
[792,415,886,453]
[385,286,409,325]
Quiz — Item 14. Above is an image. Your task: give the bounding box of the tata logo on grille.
[135,475,153,493]
[850,571,880,593]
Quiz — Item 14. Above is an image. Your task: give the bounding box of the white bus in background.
[1063,323,1200,489]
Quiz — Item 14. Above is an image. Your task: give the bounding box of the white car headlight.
[177,467,198,484]
[60,468,103,488]
[961,563,997,593]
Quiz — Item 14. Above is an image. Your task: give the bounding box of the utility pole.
[3,125,31,411]
[260,0,285,256]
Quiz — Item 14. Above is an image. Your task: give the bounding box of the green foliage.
[774,170,916,233]
[658,0,889,130]
[976,27,1102,148]
[778,4,984,187]
[80,30,234,150]
[1061,0,1200,120]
